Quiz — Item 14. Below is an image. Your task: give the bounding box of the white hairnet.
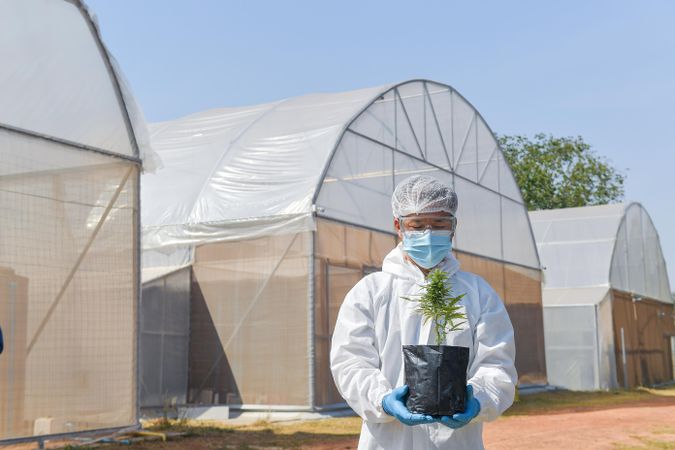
[391,175,458,217]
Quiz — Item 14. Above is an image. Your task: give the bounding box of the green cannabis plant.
[403,269,466,344]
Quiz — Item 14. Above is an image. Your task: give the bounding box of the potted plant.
[402,268,469,416]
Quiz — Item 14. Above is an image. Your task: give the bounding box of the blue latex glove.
[438,385,481,429]
[382,385,436,426]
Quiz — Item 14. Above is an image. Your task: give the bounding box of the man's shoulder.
[341,271,396,310]
[359,270,395,287]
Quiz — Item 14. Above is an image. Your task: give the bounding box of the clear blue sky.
[88,0,675,288]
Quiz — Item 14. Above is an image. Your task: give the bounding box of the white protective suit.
[330,244,517,450]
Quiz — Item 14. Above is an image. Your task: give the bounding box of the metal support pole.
[307,229,316,410]
[135,167,142,420]
[621,327,628,389]
[594,305,601,389]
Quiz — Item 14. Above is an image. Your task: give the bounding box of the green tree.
[499,134,626,210]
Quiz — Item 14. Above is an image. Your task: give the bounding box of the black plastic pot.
[403,344,469,416]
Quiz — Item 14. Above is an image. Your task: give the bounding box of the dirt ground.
[293,403,675,449]
[5,391,675,450]
[295,402,675,449]
[483,403,675,449]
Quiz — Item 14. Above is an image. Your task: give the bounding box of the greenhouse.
[141,79,547,411]
[0,0,155,443]
[530,203,674,390]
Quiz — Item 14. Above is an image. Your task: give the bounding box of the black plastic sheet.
[403,344,469,416]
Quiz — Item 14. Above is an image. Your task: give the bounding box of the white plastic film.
[610,204,672,302]
[532,203,671,303]
[392,153,454,202]
[501,198,539,268]
[189,232,310,406]
[140,268,190,407]
[350,90,397,149]
[144,80,539,272]
[393,88,424,159]
[422,85,452,170]
[0,131,137,440]
[0,0,133,156]
[543,305,599,390]
[597,295,618,389]
[425,85,455,168]
[142,86,385,253]
[336,81,534,269]
[454,177,502,261]
[498,155,523,202]
[396,83,427,159]
[316,132,394,232]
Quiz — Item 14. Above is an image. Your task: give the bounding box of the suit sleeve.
[467,278,518,422]
[330,278,395,423]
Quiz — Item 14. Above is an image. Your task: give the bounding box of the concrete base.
[140,405,356,425]
[518,384,558,395]
[227,408,356,425]
[177,405,231,420]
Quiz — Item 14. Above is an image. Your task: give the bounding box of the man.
[330,175,517,450]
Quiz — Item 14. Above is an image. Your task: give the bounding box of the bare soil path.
[483,403,675,449]
[5,392,675,449]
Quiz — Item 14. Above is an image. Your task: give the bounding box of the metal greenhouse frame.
[531,203,674,390]
[0,0,155,444]
[141,79,547,412]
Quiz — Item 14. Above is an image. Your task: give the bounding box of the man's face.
[394,211,457,240]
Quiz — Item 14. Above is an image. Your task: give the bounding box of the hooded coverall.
[330,245,517,450]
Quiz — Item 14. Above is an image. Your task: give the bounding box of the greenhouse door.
[315,263,363,406]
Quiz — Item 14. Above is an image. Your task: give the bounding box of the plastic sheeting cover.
[0,0,159,170]
[143,80,539,272]
[543,293,617,391]
[530,203,672,303]
[317,81,538,269]
[143,85,386,250]
[0,0,150,440]
[0,132,138,439]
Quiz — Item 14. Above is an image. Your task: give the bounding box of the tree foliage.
[499,134,626,211]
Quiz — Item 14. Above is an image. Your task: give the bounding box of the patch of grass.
[614,436,675,449]
[139,417,361,449]
[145,417,362,437]
[505,385,675,416]
[116,386,675,448]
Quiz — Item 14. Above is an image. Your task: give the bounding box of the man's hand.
[382,385,436,426]
[438,385,481,429]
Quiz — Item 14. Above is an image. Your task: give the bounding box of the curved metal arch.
[71,0,141,157]
[311,78,541,269]
[607,202,672,300]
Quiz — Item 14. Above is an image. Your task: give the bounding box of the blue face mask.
[401,230,453,269]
